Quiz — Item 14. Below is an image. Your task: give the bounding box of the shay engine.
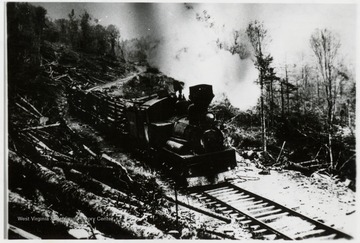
[126,84,236,181]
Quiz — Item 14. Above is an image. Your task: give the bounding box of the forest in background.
[7,3,356,185]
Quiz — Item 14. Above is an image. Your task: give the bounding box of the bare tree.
[310,28,341,169]
[246,20,275,152]
[68,9,79,49]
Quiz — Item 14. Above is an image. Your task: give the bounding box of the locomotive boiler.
[125,84,237,183]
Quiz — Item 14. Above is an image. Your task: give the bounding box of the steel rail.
[189,182,353,240]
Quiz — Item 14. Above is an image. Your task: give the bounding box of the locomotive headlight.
[205,112,215,124]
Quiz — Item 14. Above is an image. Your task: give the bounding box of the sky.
[35,2,356,63]
[32,2,357,110]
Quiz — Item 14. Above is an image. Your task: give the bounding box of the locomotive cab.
[126,94,176,147]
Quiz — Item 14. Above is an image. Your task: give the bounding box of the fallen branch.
[19,96,43,117]
[21,122,61,132]
[83,145,98,158]
[338,154,356,171]
[15,103,40,119]
[54,74,68,81]
[91,76,107,84]
[8,224,41,239]
[266,152,275,161]
[308,163,324,168]
[298,159,318,165]
[24,132,73,162]
[9,150,173,239]
[313,146,322,160]
[101,153,133,182]
[276,141,286,163]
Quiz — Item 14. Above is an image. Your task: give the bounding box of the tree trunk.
[286,68,290,114]
[8,224,41,239]
[281,81,284,118]
[9,191,94,239]
[8,150,173,239]
[66,169,143,208]
[328,132,334,169]
[101,153,133,182]
[270,80,274,126]
[327,93,334,169]
[260,79,267,152]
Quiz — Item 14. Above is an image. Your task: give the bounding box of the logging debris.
[9,150,174,239]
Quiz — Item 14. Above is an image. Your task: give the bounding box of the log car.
[125,84,236,184]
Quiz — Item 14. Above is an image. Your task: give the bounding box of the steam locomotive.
[69,83,236,185]
[125,84,236,183]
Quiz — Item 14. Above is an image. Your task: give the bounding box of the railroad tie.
[228,197,256,206]
[311,233,337,240]
[257,212,289,222]
[234,201,267,210]
[235,216,246,221]
[222,209,234,214]
[295,229,327,239]
[216,192,243,201]
[197,195,209,200]
[249,225,261,230]
[262,234,277,240]
[284,223,315,236]
[253,228,268,234]
[216,206,229,211]
[207,188,236,196]
[250,208,282,218]
[205,201,217,206]
[222,194,250,203]
[239,219,252,225]
[204,187,231,194]
[246,205,275,214]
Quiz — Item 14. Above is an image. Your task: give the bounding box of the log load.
[8,150,173,239]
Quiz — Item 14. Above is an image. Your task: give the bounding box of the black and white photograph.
[5,1,358,240]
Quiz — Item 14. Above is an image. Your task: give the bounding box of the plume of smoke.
[147,4,260,110]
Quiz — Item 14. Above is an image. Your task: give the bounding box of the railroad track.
[188,181,352,240]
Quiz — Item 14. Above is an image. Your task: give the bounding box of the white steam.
[147,4,260,110]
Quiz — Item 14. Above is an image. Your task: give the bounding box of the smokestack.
[188,84,214,124]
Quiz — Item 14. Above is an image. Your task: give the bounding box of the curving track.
[188,181,352,240]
